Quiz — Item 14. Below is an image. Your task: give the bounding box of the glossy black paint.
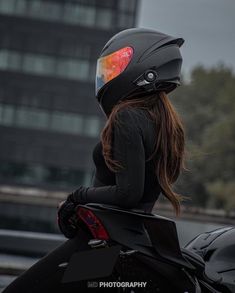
[73,203,234,292]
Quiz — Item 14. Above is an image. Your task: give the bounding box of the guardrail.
[0,229,65,276]
[154,203,235,225]
[0,229,65,257]
[0,185,234,225]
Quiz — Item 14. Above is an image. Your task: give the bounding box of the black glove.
[57,200,77,239]
[57,186,88,238]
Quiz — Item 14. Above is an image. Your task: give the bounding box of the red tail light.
[77,207,109,240]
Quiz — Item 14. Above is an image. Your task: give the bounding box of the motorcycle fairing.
[79,203,194,270]
[135,252,202,293]
[186,226,235,292]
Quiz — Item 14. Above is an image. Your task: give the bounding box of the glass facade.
[118,0,137,28]
[0,0,138,192]
[0,50,90,81]
[118,13,135,28]
[0,0,115,29]
[95,8,113,29]
[118,0,136,12]
[0,103,102,137]
[0,0,136,29]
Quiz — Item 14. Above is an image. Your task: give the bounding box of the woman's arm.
[76,108,146,209]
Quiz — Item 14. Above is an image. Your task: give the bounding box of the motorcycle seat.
[181,248,205,265]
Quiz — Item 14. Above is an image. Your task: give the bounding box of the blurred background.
[0,0,234,290]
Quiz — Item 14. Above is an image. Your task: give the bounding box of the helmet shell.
[96,28,184,116]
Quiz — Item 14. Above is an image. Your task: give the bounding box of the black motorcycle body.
[64,203,235,293]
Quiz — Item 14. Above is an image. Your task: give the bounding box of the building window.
[22,53,56,75]
[28,0,62,21]
[0,50,9,69]
[50,112,83,134]
[0,161,86,188]
[118,0,136,13]
[0,103,101,137]
[57,58,89,80]
[0,104,15,126]
[63,3,95,27]
[45,166,85,187]
[14,0,27,15]
[0,0,15,14]
[118,13,134,28]
[8,51,22,70]
[79,5,96,26]
[0,50,91,82]
[83,116,101,138]
[15,107,50,129]
[0,0,115,30]
[95,8,113,29]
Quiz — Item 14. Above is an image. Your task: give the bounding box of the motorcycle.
[61,203,235,292]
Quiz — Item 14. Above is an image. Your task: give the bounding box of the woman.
[3,28,185,292]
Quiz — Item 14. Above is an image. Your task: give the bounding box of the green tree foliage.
[171,65,235,211]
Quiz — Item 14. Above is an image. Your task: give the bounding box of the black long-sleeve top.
[78,107,161,213]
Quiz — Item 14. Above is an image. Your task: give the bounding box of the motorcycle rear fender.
[77,203,194,270]
[62,245,121,283]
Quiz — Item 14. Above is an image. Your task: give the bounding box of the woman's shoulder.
[116,107,153,128]
[114,107,153,139]
[116,107,151,123]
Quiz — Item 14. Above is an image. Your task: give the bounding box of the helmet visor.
[96,46,133,96]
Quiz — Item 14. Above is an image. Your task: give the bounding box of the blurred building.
[0,0,139,191]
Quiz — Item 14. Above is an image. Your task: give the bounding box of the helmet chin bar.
[98,84,144,117]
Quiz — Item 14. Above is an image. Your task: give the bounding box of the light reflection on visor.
[96,46,133,96]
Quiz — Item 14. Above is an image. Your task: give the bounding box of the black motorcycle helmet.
[95,28,184,116]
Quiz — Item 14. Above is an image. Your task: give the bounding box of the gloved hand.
[57,199,77,239]
[57,186,88,238]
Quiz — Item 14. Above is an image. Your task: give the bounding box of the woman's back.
[92,107,161,212]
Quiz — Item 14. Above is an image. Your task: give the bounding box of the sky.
[137,0,235,75]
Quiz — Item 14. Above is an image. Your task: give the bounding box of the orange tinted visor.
[96,46,133,95]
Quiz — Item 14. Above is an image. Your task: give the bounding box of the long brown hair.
[101,91,185,215]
